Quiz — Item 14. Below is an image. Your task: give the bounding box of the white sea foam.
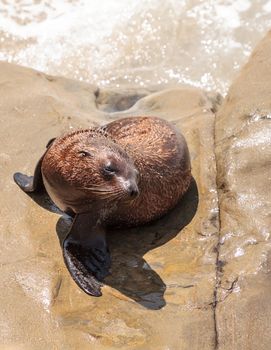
[0,0,271,95]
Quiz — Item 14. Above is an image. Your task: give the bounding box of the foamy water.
[0,0,271,95]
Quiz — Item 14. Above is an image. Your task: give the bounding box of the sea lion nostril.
[130,189,139,198]
[128,184,139,198]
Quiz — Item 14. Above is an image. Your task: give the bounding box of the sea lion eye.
[103,164,116,175]
[78,151,91,157]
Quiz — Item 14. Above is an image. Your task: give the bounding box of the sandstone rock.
[0,62,219,349]
[215,31,271,349]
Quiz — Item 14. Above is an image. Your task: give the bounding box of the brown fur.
[42,116,192,227]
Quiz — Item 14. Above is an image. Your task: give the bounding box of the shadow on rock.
[105,178,198,309]
[26,178,198,310]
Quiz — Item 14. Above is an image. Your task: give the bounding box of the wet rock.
[215,31,271,348]
[0,62,220,349]
[95,87,149,112]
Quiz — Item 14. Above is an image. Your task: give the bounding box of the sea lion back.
[104,116,192,226]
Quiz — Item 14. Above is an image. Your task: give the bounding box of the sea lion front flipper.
[63,213,111,297]
[13,138,56,193]
[13,156,44,193]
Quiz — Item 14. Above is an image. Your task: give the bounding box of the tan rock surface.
[0,62,220,349]
[2,29,271,349]
[215,31,271,349]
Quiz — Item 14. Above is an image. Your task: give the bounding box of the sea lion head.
[42,129,139,213]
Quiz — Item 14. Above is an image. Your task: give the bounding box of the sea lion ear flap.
[62,213,111,297]
[46,137,56,148]
[13,137,56,193]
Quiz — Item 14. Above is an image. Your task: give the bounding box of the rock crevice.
[213,31,271,350]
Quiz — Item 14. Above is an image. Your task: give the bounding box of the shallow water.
[0,0,271,95]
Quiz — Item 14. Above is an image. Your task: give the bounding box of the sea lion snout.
[117,175,139,199]
[127,181,139,198]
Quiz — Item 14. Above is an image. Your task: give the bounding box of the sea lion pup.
[14,116,191,296]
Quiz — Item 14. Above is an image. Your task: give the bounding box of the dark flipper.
[13,138,56,193]
[63,213,111,297]
[14,157,44,193]
[46,138,56,149]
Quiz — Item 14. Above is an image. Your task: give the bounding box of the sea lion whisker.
[108,192,126,201]
[102,192,124,200]
[99,191,124,202]
[98,187,124,196]
[94,189,123,197]
[78,187,113,193]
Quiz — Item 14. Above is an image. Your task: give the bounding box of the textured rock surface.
[0,63,219,349]
[1,30,271,350]
[215,31,271,349]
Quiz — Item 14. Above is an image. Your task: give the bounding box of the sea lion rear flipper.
[13,137,56,193]
[63,213,111,297]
